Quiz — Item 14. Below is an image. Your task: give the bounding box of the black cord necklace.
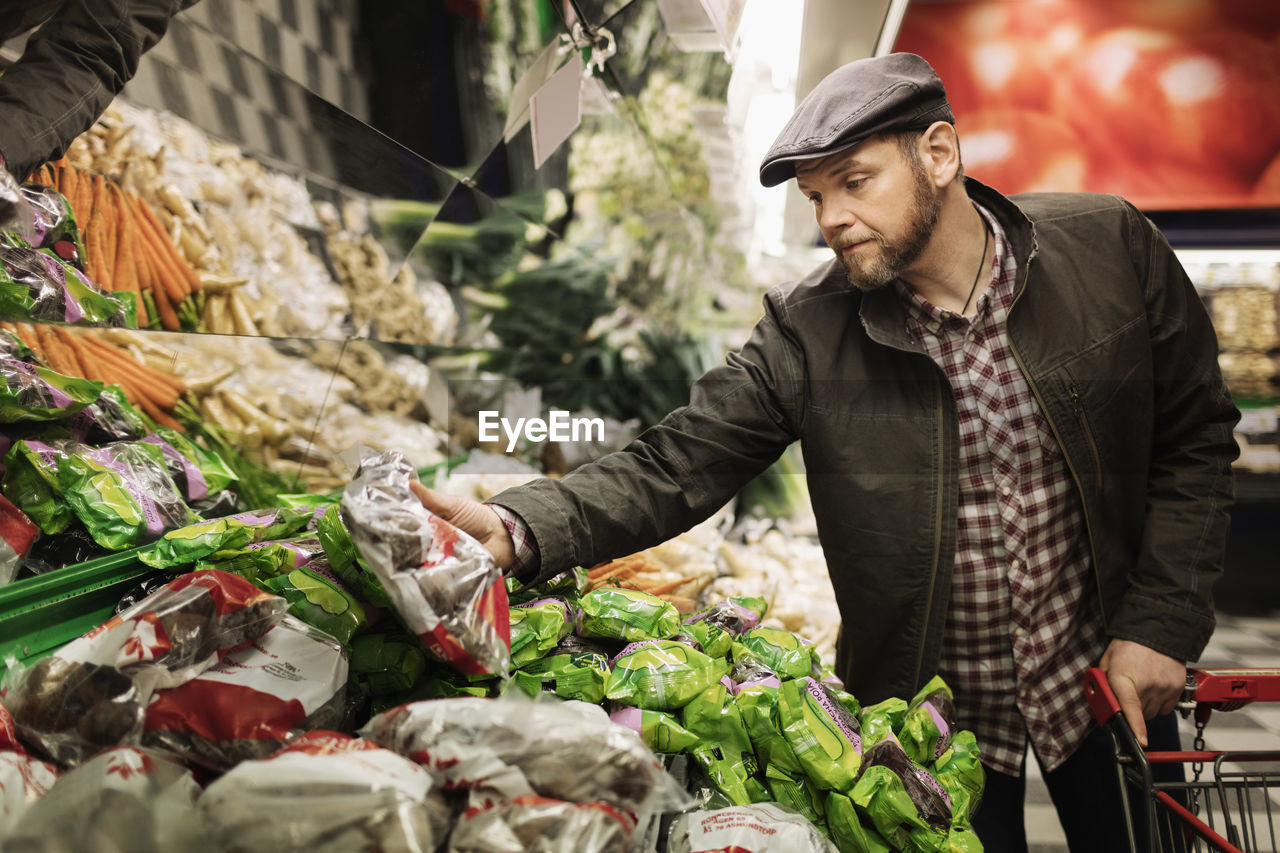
[961,212,990,316]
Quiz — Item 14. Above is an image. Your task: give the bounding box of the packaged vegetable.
[850,733,952,852]
[341,450,510,676]
[860,696,909,749]
[682,681,769,806]
[451,795,636,853]
[509,597,575,667]
[315,504,391,608]
[0,492,39,585]
[507,565,588,604]
[199,731,449,853]
[140,507,318,570]
[141,427,236,502]
[733,626,819,679]
[200,536,324,580]
[349,630,427,696]
[0,746,200,852]
[779,676,864,792]
[2,437,76,533]
[667,802,840,853]
[511,635,610,703]
[901,675,958,766]
[142,615,347,770]
[0,243,133,326]
[684,596,769,635]
[71,385,148,444]
[361,697,691,815]
[21,184,85,269]
[58,440,198,550]
[826,791,894,853]
[733,666,804,776]
[0,357,100,423]
[682,619,732,659]
[609,707,699,754]
[4,570,286,765]
[932,729,984,820]
[944,824,984,851]
[0,704,59,836]
[578,586,681,642]
[260,561,369,645]
[606,640,729,710]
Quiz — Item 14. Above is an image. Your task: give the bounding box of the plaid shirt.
[897,204,1107,775]
[489,503,539,579]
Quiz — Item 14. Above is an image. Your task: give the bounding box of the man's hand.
[1099,638,1186,747]
[409,481,516,571]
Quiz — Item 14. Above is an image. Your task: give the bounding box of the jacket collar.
[858,177,1036,350]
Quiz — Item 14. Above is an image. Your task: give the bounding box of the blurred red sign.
[894,0,1280,209]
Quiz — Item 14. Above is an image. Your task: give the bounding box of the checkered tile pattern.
[119,0,368,176]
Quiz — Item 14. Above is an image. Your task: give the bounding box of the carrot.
[78,337,185,402]
[109,185,145,324]
[640,577,696,597]
[134,393,184,431]
[32,324,77,376]
[134,196,198,295]
[49,328,90,378]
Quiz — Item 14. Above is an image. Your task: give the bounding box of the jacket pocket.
[1068,382,1104,494]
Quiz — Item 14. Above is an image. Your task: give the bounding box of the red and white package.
[0,703,59,835]
[341,450,510,676]
[667,803,839,853]
[3,746,202,850]
[451,795,636,853]
[3,570,286,765]
[0,493,38,585]
[200,728,450,852]
[143,615,348,770]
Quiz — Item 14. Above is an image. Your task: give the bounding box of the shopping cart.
[1085,666,1280,852]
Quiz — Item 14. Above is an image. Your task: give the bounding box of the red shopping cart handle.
[1189,668,1280,709]
[1084,666,1123,726]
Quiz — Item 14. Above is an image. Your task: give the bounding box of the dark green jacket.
[0,0,199,179]
[492,180,1240,704]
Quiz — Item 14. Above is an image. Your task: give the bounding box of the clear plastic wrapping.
[4,570,286,765]
[341,450,510,676]
[450,795,637,853]
[360,696,691,816]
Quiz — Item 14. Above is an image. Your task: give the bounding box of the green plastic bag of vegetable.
[681,619,732,659]
[943,824,983,852]
[578,587,680,642]
[761,763,827,827]
[606,639,728,710]
[732,626,819,679]
[779,676,864,793]
[860,696,910,749]
[850,734,952,852]
[512,635,610,703]
[0,357,101,423]
[2,437,76,533]
[732,664,805,777]
[198,537,324,581]
[261,564,369,646]
[315,504,391,608]
[142,426,237,501]
[610,706,699,754]
[901,675,958,766]
[142,507,318,569]
[58,441,198,549]
[932,729,984,819]
[683,596,768,635]
[507,566,588,604]
[827,790,894,853]
[682,680,769,806]
[509,597,575,667]
[350,631,428,696]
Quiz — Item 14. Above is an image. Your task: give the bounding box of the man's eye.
[847,179,865,190]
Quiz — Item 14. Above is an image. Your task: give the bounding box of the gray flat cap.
[759,53,954,187]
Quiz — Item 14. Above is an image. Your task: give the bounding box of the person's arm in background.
[1101,201,1241,746]
[0,0,200,181]
[415,289,806,585]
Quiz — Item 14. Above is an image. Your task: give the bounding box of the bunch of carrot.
[27,159,202,332]
[0,321,187,431]
[585,553,699,611]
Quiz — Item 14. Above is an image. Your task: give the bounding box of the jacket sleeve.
[0,0,199,179]
[1109,202,1240,661]
[488,291,804,584]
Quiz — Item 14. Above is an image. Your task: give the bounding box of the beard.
[833,157,942,291]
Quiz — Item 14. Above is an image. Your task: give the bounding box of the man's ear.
[918,121,962,187]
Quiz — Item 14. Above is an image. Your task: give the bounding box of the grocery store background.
[4,0,1279,846]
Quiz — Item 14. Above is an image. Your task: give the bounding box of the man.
[0,0,200,226]
[416,54,1239,848]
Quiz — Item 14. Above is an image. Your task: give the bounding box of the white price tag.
[503,42,562,143]
[530,55,584,168]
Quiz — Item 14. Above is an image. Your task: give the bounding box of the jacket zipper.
[914,378,948,690]
[1006,266,1109,628]
[1069,383,1104,493]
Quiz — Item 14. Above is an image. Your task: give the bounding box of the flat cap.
[759,53,954,187]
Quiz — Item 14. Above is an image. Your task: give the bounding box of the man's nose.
[817,199,856,238]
